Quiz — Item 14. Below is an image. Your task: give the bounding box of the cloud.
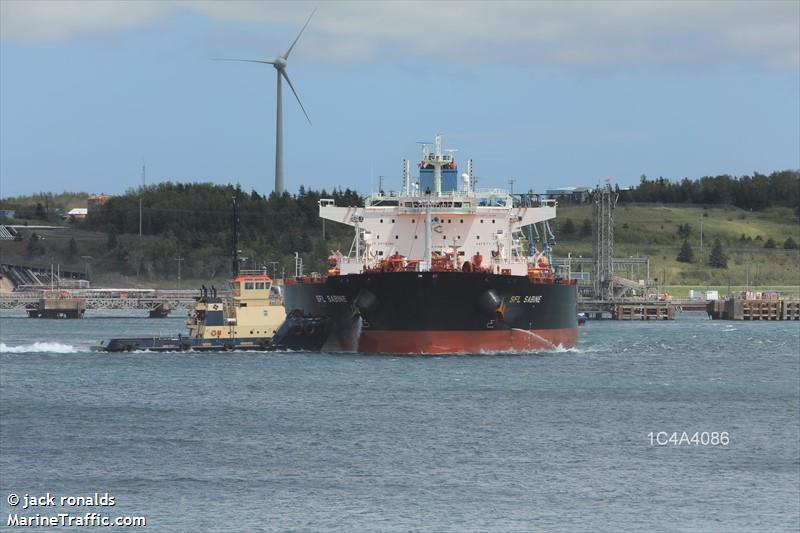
[0,0,170,41]
[2,0,798,69]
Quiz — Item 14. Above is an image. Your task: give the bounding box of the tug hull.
[94,312,329,353]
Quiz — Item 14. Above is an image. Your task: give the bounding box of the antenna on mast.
[231,196,240,278]
[402,159,410,196]
[139,162,146,240]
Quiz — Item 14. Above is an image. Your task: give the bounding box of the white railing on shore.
[0,288,210,310]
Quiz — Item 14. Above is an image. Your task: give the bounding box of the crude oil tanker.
[284,134,578,353]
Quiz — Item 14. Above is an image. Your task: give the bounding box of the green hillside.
[553,204,800,295]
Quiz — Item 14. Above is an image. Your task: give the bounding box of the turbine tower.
[215,9,315,194]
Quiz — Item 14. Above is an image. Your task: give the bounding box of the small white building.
[688,290,719,300]
[64,208,88,220]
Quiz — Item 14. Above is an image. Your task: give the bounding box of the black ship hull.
[283,272,578,353]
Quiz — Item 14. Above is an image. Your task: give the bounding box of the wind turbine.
[215,9,316,195]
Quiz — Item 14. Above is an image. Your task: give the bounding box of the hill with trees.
[1,183,362,286]
[1,171,797,292]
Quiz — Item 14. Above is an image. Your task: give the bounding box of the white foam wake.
[0,342,80,354]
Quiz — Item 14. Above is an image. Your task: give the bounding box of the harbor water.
[1,311,798,532]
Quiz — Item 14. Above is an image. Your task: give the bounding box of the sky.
[1,0,798,198]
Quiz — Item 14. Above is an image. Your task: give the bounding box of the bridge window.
[255,282,265,290]
[480,219,484,223]
[245,282,254,290]
[391,219,395,223]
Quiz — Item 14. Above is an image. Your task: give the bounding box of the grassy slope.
[553,204,800,296]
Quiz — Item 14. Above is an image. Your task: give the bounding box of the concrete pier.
[706,297,800,320]
[26,297,87,319]
[578,299,677,320]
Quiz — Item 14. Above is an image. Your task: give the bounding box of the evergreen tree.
[764,237,776,249]
[26,233,44,257]
[562,218,576,236]
[67,237,79,259]
[579,218,592,238]
[676,223,692,239]
[783,237,798,249]
[107,229,119,250]
[708,238,727,268]
[676,240,694,263]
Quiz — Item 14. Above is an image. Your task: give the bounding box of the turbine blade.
[281,70,312,125]
[282,8,317,60]
[213,58,274,65]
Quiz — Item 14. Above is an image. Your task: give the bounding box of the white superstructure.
[319,134,558,276]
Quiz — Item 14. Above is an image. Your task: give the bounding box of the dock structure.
[612,302,674,320]
[579,299,676,320]
[26,297,87,318]
[1,289,201,318]
[707,297,800,320]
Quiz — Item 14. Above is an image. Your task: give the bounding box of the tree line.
[78,183,363,279]
[620,170,799,212]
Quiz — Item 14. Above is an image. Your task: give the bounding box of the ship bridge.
[319,190,556,275]
[318,133,558,276]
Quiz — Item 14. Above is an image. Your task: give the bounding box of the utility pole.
[699,213,703,255]
[81,255,92,284]
[174,255,184,289]
[139,163,146,240]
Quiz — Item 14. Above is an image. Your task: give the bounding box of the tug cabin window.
[234,276,272,298]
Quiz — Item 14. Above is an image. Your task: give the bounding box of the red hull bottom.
[358,328,578,354]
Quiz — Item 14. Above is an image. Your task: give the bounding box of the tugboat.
[94,198,329,352]
[94,275,328,352]
[283,134,579,353]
